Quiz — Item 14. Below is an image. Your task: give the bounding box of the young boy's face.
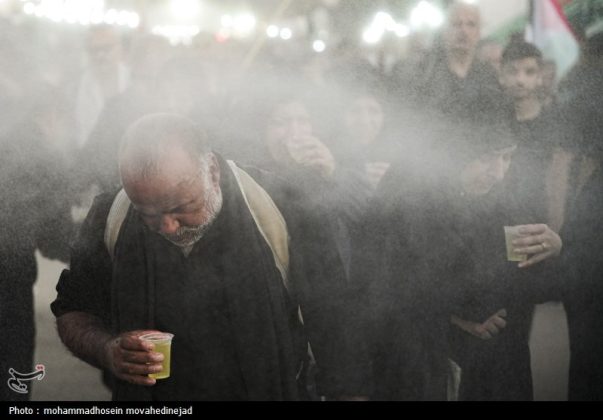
[499,57,543,100]
[459,145,517,196]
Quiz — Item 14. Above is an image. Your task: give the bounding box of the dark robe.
[562,167,603,401]
[52,155,360,400]
[558,58,603,401]
[353,165,461,400]
[503,106,574,222]
[446,190,543,401]
[354,159,560,401]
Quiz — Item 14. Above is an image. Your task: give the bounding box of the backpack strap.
[226,160,290,290]
[226,161,306,367]
[104,189,131,259]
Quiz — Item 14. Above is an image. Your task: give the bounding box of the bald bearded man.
[52,114,363,401]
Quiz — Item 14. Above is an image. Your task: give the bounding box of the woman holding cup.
[353,109,563,401]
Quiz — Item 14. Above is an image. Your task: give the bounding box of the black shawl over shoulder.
[53,155,356,400]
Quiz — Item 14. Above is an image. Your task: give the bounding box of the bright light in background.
[152,24,200,46]
[280,27,292,40]
[375,11,396,31]
[103,8,117,25]
[45,0,64,22]
[221,14,233,28]
[170,0,199,20]
[363,26,384,44]
[23,2,35,14]
[116,10,130,26]
[394,23,410,38]
[127,13,140,28]
[219,13,256,38]
[410,1,444,30]
[233,13,256,35]
[363,10,402,44]
[91,9,104,24]
[312,39,326,53]
[266,24,279,38]
[22,1,139,29]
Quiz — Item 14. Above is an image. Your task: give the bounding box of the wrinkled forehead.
[123,167,202,213]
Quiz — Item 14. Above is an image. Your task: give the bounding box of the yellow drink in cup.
[139,332,174,380]
[504,226,528,262]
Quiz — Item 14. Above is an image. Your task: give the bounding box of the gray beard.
[161,223,212,248]
[159,189,223,249]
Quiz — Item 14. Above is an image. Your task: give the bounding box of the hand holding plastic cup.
[139,332,174,380]
[504,226,528,262]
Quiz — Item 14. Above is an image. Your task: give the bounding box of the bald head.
[119,113,211,183]
[444,2,481,56]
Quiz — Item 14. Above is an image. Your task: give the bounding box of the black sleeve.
[560,169,603,299]
[287,205,372,397]
[34,173,75,264]
[357,166,466,318]
[50,192,116,325]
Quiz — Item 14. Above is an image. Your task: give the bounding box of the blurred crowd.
[1,1,602,401]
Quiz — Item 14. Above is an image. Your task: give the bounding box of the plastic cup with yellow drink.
[504,226,528,262]
[139,332,174,380]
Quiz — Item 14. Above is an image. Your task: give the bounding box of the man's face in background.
[444,4,481,56]
[500,57,543,100]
